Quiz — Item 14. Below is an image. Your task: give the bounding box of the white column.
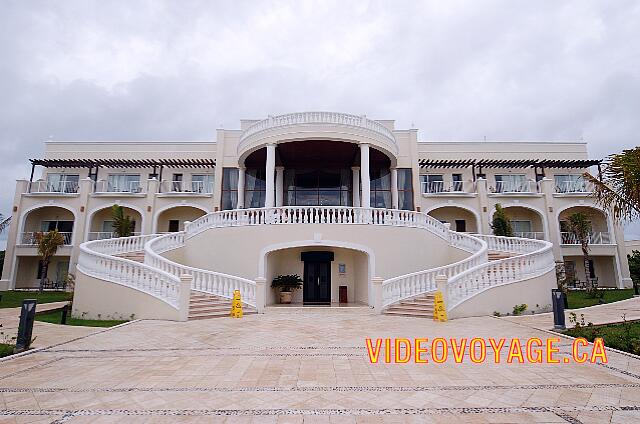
[351,166,360,207]
[255,277,266,313]
[275,166,284,207]
[360,143,371,208]
[237,166,245,209]
[391,167,399,209]
[265,143,276,208]
[179,274,193,322]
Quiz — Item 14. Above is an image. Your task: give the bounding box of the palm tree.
[583,146,640,223]
[35,230,65,293]
[567,212,593,287]
[111,205,133,237]
[0,215,10,233]
[491,204,513,237]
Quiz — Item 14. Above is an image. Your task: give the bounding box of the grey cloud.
[0,0,639,239]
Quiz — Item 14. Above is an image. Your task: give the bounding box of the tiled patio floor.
[0,305,639,423]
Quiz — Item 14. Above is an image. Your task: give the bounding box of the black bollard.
[551,289,566,330]
[15,299,37,352]
[61,304,69,325]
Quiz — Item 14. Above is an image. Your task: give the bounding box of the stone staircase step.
[188,290,256,320]
[384,309,433,318]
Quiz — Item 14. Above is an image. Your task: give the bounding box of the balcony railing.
[94,180,143,194]
[159,180,213,194]
[421,180,470,194]
[20,231,73,245]
[492,180,537,194]
[560,232,611,245]
[513,231,546,240]
[88,231,142,241]
[554,180,593,194]
[28,181,79,194]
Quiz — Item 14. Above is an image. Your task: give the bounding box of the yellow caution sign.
[230,290,243,318]
[433,290,447,322]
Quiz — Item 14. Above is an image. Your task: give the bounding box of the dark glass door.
[303,261,331,305]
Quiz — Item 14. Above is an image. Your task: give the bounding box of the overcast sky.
[1,0,639,242]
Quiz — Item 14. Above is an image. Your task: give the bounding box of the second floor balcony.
[560,231,612,245]
[19,231,73,246]
[93,180,144,194]
[421,180,474,195]
[159,180,214,195]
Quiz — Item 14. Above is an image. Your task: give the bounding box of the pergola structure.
[418,158,602,181]
[28,158,216,185]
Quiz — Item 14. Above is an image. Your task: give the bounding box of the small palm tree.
[111,205,133,237]
[583,146,640,223]
[35,230,65,293]
[567,212,593,287]
[491,204,513,237]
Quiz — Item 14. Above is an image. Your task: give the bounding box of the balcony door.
[301,251,333,305]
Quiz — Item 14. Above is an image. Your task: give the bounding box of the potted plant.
[271,274,303,304]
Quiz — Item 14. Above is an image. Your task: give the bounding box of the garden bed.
[566,289,635,309]
[564,318,640,356]
[0,291,72,309]
[34,310,128,327]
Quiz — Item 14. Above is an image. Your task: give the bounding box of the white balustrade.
[185,206,449,241]
[421,180,470,194]
[554,180,593,193]
[445,235,555,310]
[238,112,397,154]
[560,231,611,245]
[144,232,256,307]
[493,180,538,194]
[28,180,79,194]
[94,180,144,194]
[77,236,181,309]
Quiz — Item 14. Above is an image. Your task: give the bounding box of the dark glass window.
[370,168,391,208]
[245,168,266,208]
[284,169,352,206]
[397,168,414,210]
[221,168,239,210]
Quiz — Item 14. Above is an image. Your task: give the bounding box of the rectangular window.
[45,173,79,193]
[40,220,73,236]
[168,220,180,232]
[172,174,183,192]
[495,174,528,193]
[191,174,214,193]
[420,174,444,193]
[370,168,391,208]
[510,220,532,235]
[455,219,466,232]
[397,168,414,210]
[221,168,239,210]
[452,173,463,191]
[284,169,352,207]
[107,174,141,193]
[245,168,266,208]
[554,174,587,193]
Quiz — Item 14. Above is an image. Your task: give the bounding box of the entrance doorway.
[301,251,333,305]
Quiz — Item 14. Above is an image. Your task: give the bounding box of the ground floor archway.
[427,206,479,233]
[264,245,370,306]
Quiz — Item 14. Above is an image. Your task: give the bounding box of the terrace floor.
[0,301,639,423]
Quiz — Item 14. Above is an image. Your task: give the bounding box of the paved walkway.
[0,302,96,349]
[503,296,640,329]
[0,306,638,423]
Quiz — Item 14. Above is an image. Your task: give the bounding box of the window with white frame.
[510,220,532,235]
[107,174,141,192]
[191,174,214,193]
[420,174,444,193]
[495,174,527,193]
[554,175,587,193]
[45,173,79,193]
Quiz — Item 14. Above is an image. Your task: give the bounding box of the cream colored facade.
[0,112,632,319]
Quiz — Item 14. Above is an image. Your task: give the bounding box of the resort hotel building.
[0,112,633,320]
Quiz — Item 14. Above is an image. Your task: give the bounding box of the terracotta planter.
[279,291,293,304]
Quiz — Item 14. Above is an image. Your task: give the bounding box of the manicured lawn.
[566,289,635,309]
[0,291,72,309]
[564,320,640,355]
[34,310,127,327]
[0,343,14,358]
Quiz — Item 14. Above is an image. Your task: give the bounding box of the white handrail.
[77,235,181,309]
[144,232,256,306]
[446,235,555,310]
[381,233,488,307]
[185,206,449,241]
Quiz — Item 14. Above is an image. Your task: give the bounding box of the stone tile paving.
[0,307,638,422]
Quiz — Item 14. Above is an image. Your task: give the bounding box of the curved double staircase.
[77,207,555,320]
